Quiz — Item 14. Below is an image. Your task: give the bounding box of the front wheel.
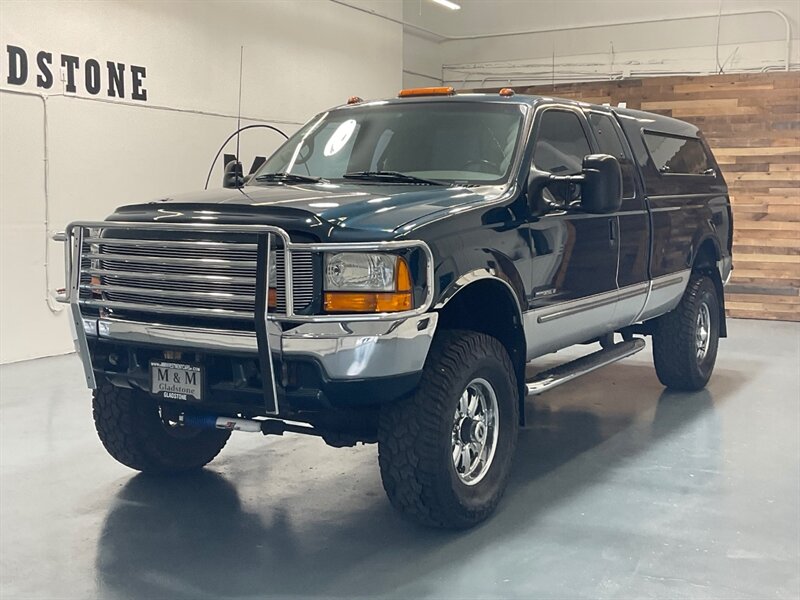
[377,330,519,529]
[652,273,721,391]
[92,383,231,473]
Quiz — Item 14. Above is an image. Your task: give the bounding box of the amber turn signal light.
[398,86,455,98]
[90,275,102,299]
[324,291,412,313]
[395,256,412,293]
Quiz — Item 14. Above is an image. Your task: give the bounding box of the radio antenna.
[203,44,288,190]
[235,45,244,181]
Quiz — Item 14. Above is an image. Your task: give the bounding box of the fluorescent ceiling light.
[431,0,461,10]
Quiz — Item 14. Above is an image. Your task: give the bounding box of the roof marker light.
[499,88,515,97]
[347,96,363,105]
[398,86,455,98]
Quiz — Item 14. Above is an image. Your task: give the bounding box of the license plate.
[150,361,203,401]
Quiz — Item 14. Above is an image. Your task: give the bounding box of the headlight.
[324,252,413,313]
[268,248,277,288]
[325,253,396,291]
[267,248,278,308]
[88,228,102,299]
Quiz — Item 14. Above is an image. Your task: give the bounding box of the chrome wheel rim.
[696,301,711,361]
[451,377,499,486]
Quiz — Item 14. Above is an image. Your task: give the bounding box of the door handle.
[609,218,618,244]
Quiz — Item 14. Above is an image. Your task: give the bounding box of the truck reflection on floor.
[94,384,718,599]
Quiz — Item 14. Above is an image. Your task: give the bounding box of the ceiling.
[401,0,800,40]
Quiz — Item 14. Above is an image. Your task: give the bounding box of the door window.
[588,112,636,199]
[533,110,591,176]
[532,109,592,203]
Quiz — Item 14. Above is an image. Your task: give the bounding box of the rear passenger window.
[533,110,591,175]
[588,113,635,198]
[643,132,713,175]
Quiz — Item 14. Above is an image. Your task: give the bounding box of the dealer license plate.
[150,361,203,401]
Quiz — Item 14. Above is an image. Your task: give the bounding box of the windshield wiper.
[342,171,444,185]
[254,172,323,184]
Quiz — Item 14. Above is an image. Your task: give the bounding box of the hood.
[111,182,505,241]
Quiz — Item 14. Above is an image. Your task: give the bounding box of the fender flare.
[691,235,728,338]
[434,268,528,424]
[435,268,524,318]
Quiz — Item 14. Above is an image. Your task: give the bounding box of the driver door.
[524,106,621,358]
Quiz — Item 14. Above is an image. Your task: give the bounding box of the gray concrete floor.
[1,318,798,600]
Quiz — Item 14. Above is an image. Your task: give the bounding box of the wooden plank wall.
[482,73,799,321]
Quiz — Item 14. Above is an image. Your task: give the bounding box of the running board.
[526,338,646,396]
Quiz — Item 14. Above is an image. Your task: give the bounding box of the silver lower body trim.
[524,283,647,360]
[636,270,691,322]
[86,313,438,381]
[523,270,691,361]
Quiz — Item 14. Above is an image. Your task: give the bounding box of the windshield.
[252,101,527,186]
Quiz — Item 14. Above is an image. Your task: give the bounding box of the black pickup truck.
[58,87,733,528]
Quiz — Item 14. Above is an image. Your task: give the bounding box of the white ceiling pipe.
[0,88,62,313]
[329,1,791,72]
[439,9,791,72]
[445,62,797,88]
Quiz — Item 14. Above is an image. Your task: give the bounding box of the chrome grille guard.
[56,221,435,413]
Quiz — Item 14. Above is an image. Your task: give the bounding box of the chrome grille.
[78,233,314,320]
[275,251,314,313]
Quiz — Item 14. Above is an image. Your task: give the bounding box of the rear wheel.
[92,383,230,473]
[652,273,720,391]
[377,330,519,529]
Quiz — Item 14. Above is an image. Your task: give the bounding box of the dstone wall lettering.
[4,44,148,101]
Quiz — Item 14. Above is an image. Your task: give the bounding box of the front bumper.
[76,313,438,411]
[80,313,437,380]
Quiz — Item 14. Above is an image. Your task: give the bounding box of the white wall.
[403,31,442,87]
[402,0,799,88]
[0,0,402,364]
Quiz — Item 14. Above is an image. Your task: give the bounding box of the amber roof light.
[347,96,363,104]
[398,86,456,98]
[499,88,515,97]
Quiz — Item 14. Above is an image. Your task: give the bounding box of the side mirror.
[580,154,622,214]
[223,159,244,189]
[526,167,555,216]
